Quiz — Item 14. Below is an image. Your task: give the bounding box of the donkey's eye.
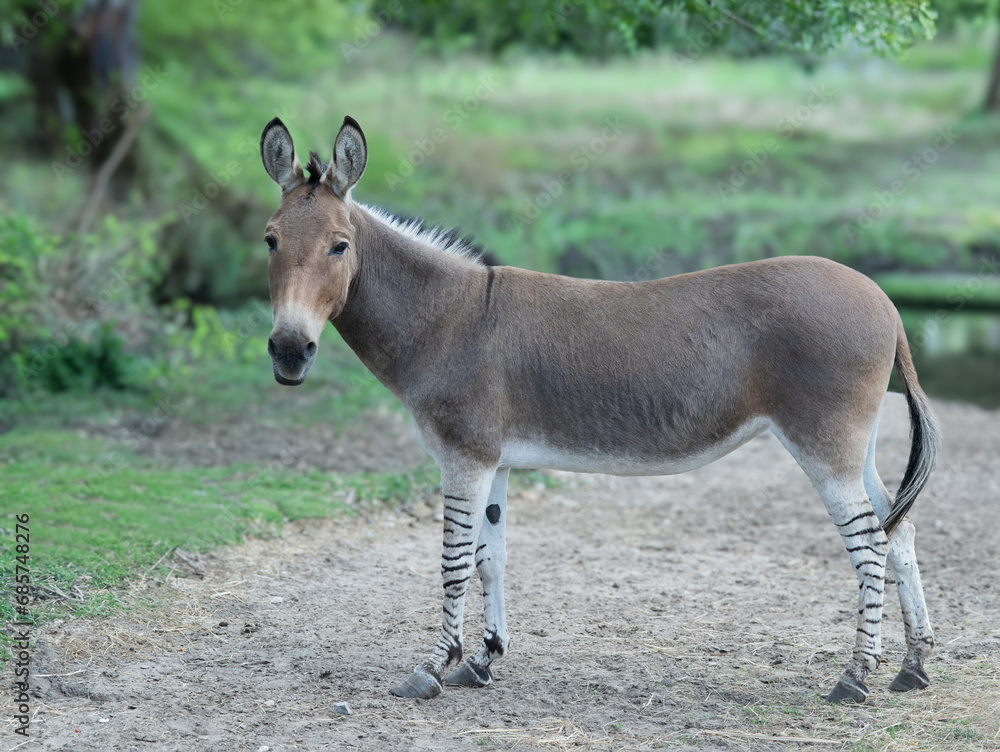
[329,241,349,256]
[265,236,277,252]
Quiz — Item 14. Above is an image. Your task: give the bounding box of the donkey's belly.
[499,416,771,476]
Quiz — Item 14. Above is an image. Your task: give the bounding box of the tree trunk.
[985,4,1000,112]
[20,0,141,190]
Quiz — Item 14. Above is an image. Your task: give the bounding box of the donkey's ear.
[260,117,303,192]
[324,116,367,198]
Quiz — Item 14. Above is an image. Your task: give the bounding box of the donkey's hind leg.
[446,468,511,688]
[862,414,934,691]
[885,521,934,691]
[775,416,889,704]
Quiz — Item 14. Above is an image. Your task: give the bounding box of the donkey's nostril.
[305,342,317,357]
[267,338,277,358]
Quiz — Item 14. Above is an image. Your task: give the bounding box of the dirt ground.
[5,394,1000,751]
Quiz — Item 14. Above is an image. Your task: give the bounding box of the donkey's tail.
[883,316,941,539]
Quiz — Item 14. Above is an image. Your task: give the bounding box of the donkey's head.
[259,116,368,385]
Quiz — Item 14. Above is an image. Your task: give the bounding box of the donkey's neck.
[333,205,483,401]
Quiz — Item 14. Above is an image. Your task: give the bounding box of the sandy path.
[6,394,1000,751]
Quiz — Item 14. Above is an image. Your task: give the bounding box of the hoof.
[445,661,494,688]
[826,675,869,704]
[390,670,442,699]
[889,666,930,692]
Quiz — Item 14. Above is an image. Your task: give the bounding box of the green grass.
[0,445,440,652]
[0,333,441,659]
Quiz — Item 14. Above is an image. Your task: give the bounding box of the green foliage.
[138,0,361,77]
[933,0,998,31]
[34,322,134,393]
[0,343,438,642]
[2,0,374,307]
[0,211,166,396]
[392,0,939,58]
[0,0,80,49]
[0,212,57,356]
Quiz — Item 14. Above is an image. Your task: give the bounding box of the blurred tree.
[136,0,356,78]
[988,8,1000,110]
[933,0,1000,110]
[391,0,938,59]
[394,1,1000,112]
[1,0,359,303]
[0,0,357,171]
[3,0,141,189]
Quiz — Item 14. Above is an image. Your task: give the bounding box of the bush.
[0,212,165,396]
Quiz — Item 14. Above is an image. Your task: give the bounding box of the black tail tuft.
[883,345,940,539]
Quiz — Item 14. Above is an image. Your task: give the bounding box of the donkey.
[259,115,939,704]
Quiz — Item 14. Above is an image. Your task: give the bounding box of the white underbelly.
[498,417,772,476]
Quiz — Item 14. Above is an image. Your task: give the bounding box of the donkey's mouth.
[271,359,313,386]
[268,334,316,386]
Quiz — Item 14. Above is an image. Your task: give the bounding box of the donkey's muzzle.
[268,334,316,386]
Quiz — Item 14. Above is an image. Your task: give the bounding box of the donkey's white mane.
[360,204,485,264]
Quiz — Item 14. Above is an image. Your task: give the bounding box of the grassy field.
[3,29,1000,658]
[0,326,439,650]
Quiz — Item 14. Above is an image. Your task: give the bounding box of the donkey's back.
[434,255,899,477]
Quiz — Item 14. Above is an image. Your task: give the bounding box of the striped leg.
[885,520,934,690]
[863,425,935,691]
[390,462,495,699]
[446,468,511,688]
[822,479,889,704]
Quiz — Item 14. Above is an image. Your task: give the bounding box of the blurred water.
[896,308,1000,409]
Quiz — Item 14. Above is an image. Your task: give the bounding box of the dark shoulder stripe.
[485,266,495,310]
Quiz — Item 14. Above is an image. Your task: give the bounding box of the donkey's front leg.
[390,462,496,699]
[446,468,511,688]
